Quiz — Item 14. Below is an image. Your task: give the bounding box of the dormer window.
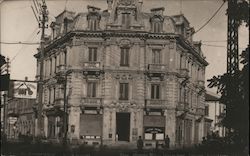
[150,16,164,33]
[122,13,131,29]
[87,14,100,31]
[87,6,101,31]
[64,18,68,33]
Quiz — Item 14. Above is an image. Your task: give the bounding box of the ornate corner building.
[34,0,208,148]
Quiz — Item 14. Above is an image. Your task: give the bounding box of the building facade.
[35,0,208,148]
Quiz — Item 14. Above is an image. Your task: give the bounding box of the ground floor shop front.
[43,107,206,148]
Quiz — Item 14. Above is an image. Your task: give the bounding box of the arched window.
[150,15,164,33]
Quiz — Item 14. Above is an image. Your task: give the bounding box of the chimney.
[25,77,28,81]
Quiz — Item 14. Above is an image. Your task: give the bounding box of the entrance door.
[116,113,130,141]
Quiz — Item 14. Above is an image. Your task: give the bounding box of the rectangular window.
[50,59,52,75]
[119,83,129,100]
[87,82,97,97]
[120,47,129,66]
[122,13,130,29]
[49,88,51,104]
[54,56,57,73]
[53,87,56,102]
[152,49,161,64]
[151,84,160,99]
[205,106,209,116]
[88,47,97,62]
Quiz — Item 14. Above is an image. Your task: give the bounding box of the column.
[165,109,176,148]
[68,107,81,140]
[44,116,48,137]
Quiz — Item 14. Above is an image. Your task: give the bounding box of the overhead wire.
[9,27,39,63]
[0,42,39,45]
[194,1,226,34]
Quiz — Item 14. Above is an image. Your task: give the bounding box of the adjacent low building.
[35,0,208,148]
[205,91,226,137]
[6,78,37,139]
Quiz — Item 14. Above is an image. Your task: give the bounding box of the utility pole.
[2,58,9,138]
[227,0,239,74]
[226,0,240,135]
[32,0,48,137]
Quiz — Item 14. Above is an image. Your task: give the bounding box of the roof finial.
[180,0,183,14]
[64,0,68,11]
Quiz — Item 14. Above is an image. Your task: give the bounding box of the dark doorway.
[116,113,130,141]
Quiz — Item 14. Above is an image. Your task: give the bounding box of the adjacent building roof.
[205,91,220,102]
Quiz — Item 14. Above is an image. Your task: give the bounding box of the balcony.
[81,97,102,108]
[8,109,19,117]
[83,62,100,70]
[54,98,64,108]
[196,80,205,88]
[82,62,101,76]
[176,101,189,112]
[178,68,189,78]
[196,108,205,115]
[56,65,66,74]
[148,64,167,73]
[145,99,167,108]
[147,64,167,79]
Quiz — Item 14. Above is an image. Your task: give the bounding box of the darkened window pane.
[120,48,129,66]
[89,48,97,62]
[53,87,56,102]
[87,82,97,97]
[122,13,130,29]
[151,84,160,99]
[151,85,154,99]
[55,56,57,73]
[152,49,161,64]
[50,59,52,75]
[205,106,209,116]
[119,83,129,100]
[156,85,160,99]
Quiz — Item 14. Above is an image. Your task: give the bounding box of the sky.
[0,0,249,93]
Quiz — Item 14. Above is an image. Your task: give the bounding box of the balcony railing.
[179,68,189,78]
[146,99,167,108]
[148,64,167,72]
[81,97,102,107]
[83,62,100,70]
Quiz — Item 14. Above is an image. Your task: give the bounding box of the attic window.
[64,18,68,33]
[87,12,101,31]
[122,13,131,29]
[150,16,164,33]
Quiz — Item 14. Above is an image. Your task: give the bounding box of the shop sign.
[145,127,164,133]
[13,81,37,99]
